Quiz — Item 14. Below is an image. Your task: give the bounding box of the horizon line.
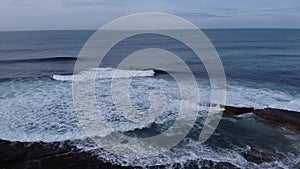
[1,27,300,33]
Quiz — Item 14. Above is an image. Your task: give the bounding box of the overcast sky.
[0,0,300,31]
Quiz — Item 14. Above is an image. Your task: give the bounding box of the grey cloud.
[60,0,126,7]
[258,6,300,17]
[175,12,235,19]
[257,13,286,16]
[220,8,245,15]
[261,7,300,13]
[223,8,240,11]
[174,8,246,19]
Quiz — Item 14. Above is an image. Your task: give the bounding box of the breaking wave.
[52,68,155,81]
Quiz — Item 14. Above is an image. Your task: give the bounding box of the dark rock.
[0,139,133,169]
[0,139,242,169]
[148,160,241,169]
[223,106,300,131]
[120,139,129,144]
[293,162,300,169]
[199,159,240,169]
[147,163,181,169]
[253,108,300,130]
[224,106,254,115]
[242,147,283,164]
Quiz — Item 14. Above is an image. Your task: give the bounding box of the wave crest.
[52,68,155,81]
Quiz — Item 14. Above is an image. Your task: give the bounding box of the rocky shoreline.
[0,139,123,169]
[0,139,242,169]
[224,106,300,131]
[0,106,299,169]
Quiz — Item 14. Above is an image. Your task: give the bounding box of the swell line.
[0,56,78,64]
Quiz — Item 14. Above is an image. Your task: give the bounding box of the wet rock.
[293,162,300,169]
[120,139,129,144]
[0,139,242,169]
[253,108,300,130]
[148,160,240,169]
[198,159,240,169]
[0,139,132,169]
[147,163,181,169]
[242,147,283,164]
[224,106,254,115]
[223,106,300,131]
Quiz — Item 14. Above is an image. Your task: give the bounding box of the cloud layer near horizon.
[0,0,299,31]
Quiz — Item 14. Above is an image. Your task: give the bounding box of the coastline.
[1,106,299,169]
[0,139,243,169]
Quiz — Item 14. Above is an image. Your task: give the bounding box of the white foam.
[52,67,300,111]
[226,85,300,111]
[52,68,155,81]
[86,137,300,169]
[1,68,300,168]
[1,70,300,143]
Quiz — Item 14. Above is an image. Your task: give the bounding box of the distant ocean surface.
[0,29,299,168]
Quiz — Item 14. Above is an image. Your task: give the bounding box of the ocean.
[0,29,299,168]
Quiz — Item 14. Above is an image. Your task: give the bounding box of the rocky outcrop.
[253,108,300,130]
[224,106,254,115]
[146,160,240,169]
[0,139,242,169]
[242,147,283,164]
[223,106,300,131]
[0,139,131,169]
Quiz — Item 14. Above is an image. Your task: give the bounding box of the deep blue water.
[0,29,299,168]
[0,29,299,92]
